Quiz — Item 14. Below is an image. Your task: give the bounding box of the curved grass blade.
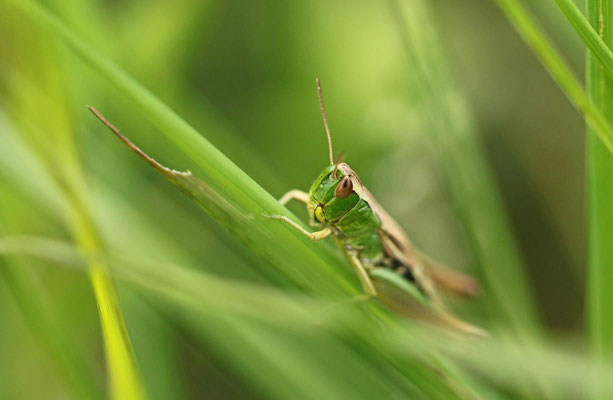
[86,107,256,253]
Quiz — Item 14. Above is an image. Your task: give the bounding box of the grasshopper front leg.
[263,214,333,241]
[278,189,309,206]
[266,214,377,296]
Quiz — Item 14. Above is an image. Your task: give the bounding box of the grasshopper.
[265,79,486,336]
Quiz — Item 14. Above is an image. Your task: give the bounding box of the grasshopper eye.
[335,176,353,199]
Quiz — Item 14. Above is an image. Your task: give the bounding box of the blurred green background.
[0,0,606,399]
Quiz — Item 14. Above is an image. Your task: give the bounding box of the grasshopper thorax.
[307,164,360,224]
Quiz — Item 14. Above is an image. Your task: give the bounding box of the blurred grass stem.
[586,0,613,383]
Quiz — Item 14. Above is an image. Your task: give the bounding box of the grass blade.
[586,0,613,374]
[554,0,613,79]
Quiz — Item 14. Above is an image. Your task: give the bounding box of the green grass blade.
[586,0,613,373]
[492,0,613,154]
[554,0,613,79]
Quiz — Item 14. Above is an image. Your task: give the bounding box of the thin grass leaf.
[492,0,613,154]
[388,2,561,397]
[586,0,613,380]
[554,0,613,79]
[87,106,489,338]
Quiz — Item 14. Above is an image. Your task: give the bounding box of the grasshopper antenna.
[316,78,334,166]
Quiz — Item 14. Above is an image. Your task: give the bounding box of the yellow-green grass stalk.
[0,6,145,399]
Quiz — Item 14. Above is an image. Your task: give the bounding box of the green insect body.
[267,79,487,337]
[309,165,383,264]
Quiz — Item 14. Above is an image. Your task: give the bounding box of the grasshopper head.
[307,163,359,224]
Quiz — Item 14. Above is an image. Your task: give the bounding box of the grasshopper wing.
[370,269,488,337]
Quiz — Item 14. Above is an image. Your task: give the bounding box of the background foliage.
[0,0,610,399]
